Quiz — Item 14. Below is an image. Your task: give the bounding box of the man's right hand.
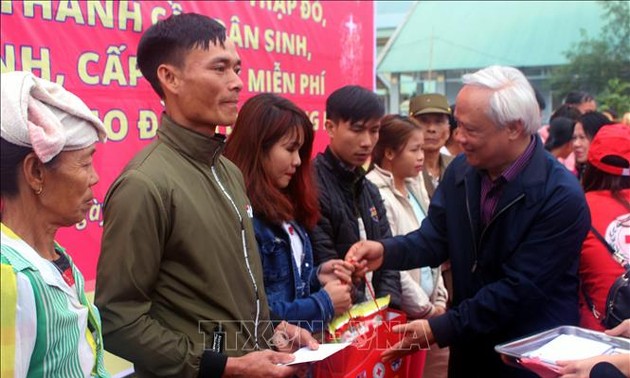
[344,240,385,281]
[323,279,352,315]
[222,350,300,378]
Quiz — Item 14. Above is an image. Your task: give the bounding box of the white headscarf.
[1,71,106,163]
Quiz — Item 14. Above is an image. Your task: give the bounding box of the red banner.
[1,1,374,288]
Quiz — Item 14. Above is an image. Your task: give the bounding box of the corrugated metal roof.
[377,1,606,73]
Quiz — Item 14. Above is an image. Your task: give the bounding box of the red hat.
[587,124,630,176]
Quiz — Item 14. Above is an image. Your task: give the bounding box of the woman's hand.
[317,259,354,285]
[323,280,352,315]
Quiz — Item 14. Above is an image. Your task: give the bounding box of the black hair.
[583,157,630,211]
[326,85,384,124]
[448,103,457,133]
[564,90,594,105]
[544,117,575,151]
[602,108,618,120]
[0,138,61,198]
[137,13,226,98]
[550,103,581,122]
[533,87,546,112]
[578,111,614,140]
[0,138,31,197]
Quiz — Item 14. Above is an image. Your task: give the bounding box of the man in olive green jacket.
[95,14,315,378]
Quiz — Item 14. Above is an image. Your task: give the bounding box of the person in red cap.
[559,124,630,378]
[577,123,630,332]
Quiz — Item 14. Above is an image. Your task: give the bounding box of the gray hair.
[462,66,540,135]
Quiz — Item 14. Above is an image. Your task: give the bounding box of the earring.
[34,186,43,195]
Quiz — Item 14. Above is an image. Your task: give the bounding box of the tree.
[598,79,630,118]
[551,0,630,114]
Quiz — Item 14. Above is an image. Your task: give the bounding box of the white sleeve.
[432,267,449,309]
[381,191,400,236]
[400,270,434,319]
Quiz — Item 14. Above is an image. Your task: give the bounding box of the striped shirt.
[480,136,536,226]
[0,224,109,378]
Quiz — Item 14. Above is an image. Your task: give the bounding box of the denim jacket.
[253,217,334,331]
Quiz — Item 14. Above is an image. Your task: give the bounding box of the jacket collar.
[254,217,308,245]
[158,114,226,166]
[321,146,366,188]
[0,224,77,298]
[499,136,547,208]
[369,165,421,198]
[368,165,393,189]
[456,136,548,208]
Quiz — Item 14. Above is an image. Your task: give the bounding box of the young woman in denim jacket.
[225,93,353,332]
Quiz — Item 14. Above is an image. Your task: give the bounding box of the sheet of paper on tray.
[524,334,614,363]
[284,342,351,365]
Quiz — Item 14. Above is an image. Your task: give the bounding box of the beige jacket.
[367,165,448,318]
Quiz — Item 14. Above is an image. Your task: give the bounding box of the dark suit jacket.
[382,137,590,377]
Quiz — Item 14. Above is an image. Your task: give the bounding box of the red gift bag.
[313,300,410,378]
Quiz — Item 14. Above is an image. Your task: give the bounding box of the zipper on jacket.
[464,178,480,273]
[211,164,261,351]
[475,193,526,272]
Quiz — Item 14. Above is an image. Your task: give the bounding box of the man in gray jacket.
[95,13,316,378]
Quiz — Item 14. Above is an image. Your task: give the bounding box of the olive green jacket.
[95,115,272,377]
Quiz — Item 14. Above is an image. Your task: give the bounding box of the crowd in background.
[1,12,629,378]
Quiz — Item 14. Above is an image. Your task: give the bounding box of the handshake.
[317,240,387,316]
[345,240,387,279]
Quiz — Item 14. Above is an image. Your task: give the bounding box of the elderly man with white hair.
[0,71,109,377]
[346,66,590,378]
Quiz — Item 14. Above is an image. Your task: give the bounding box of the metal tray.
[495,325,630,368]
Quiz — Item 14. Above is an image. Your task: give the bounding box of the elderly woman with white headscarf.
[0,71,109,377]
